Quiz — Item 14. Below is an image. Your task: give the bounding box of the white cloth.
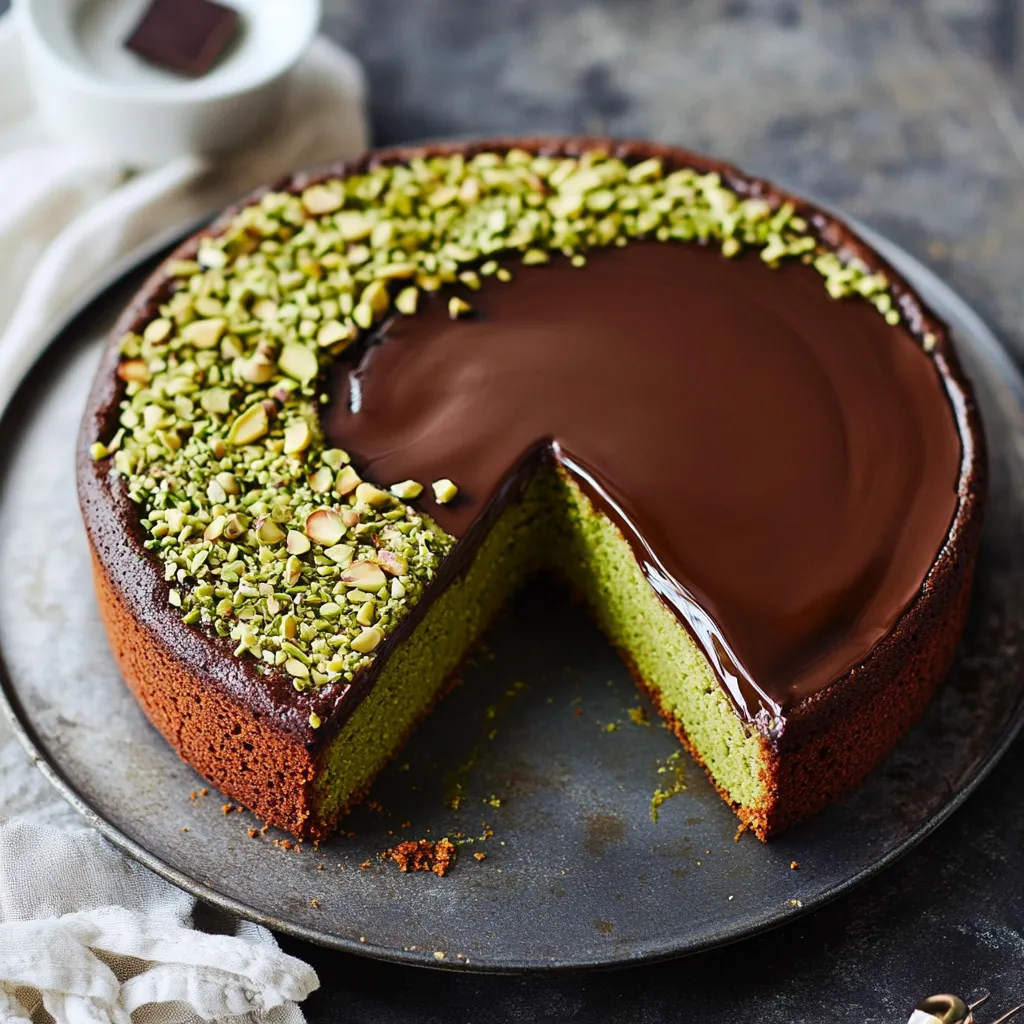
[0,820,319,1024]
[0,13,370,412]
[0,13,371,1021]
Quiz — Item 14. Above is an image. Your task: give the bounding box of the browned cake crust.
[77,138,986,840]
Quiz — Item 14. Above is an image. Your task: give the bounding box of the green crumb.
[627,706,650,727]
[603,722,619,733]
[650,751,687,823]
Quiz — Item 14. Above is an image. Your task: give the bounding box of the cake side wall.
[760,488,983,836]
[89,549,318,836]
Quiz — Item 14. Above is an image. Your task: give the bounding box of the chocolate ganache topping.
[326,239,960,728]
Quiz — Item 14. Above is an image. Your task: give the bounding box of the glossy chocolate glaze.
[326,241,961,726]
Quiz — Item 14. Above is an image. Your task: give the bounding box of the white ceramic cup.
[14,0,321,168]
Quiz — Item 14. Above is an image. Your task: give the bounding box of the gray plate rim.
[1,217,1023,974]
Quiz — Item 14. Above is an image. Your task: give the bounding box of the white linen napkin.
[0,13,371,1021]
[0,13,370,411]
[0,820,319,1024]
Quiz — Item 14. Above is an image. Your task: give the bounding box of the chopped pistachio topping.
[432,478,459,504]
[390,479,424,500]
[93,147,914,701]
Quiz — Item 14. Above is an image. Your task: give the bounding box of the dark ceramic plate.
[2,224,1024,973]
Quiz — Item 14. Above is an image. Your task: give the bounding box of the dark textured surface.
[6,0,1024,1017]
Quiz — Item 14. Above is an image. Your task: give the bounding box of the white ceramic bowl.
[15,0,321,168]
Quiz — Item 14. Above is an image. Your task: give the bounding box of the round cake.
[77,138,986,840]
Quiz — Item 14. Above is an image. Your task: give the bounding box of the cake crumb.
[360,860,371,871]
[790,860,800,870]
[200,788,208,796]
[310,898,320,908]
[650,751,686,823]
[221,802,234,815]
[433,951,446,960]
[247,828,258,839]
[572,706,584,717]
[473,852,487,862]
[387,838,457,877]
[180,826,189,832]
[627,706,650,726]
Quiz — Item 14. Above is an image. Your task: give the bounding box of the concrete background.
[5,1,1024,1019]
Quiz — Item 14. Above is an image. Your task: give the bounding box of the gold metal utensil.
[909,994,1023,1024]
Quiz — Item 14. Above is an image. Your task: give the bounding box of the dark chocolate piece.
[125,0,240,78]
